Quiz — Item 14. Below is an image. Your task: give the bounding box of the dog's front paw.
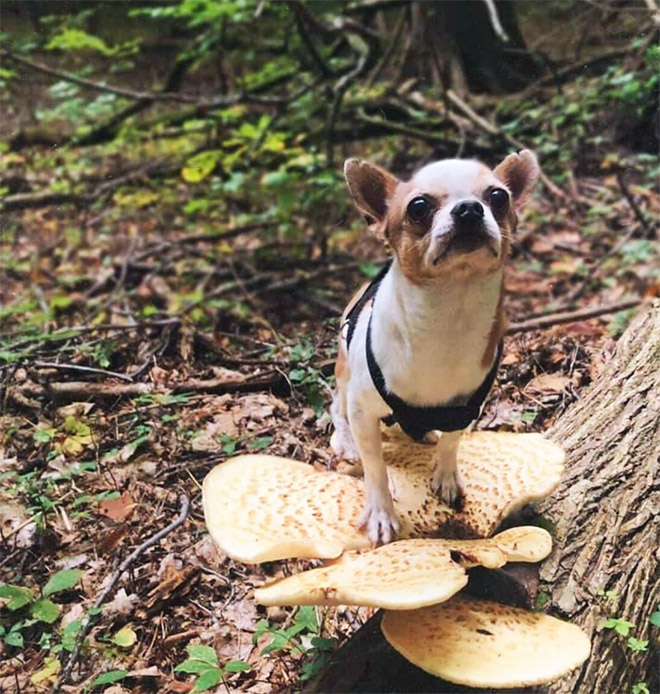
[431,468,465,511]
[358,500,400,545]
[330,428,360,463]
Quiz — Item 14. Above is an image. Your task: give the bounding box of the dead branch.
[506,297,642,334]
[31,361,134,382]
[616,170,653,238]
[54,494,190,692]
[444,89,568,201]
[1,49,312,109]
[48,382,152,399]
[482,0,510,43]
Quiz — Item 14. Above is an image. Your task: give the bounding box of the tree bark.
[406,0,545,94]
[306,301,660,693]
[538,301,660,694]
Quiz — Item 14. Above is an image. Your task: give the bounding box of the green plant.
[0,569,82,649]
[254,606,337,682]
[174,643,250,692]
[602,617,634,637]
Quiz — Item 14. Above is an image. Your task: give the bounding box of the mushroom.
[254,526,551,609]
[381,595,591,688]
[202,432,564,563]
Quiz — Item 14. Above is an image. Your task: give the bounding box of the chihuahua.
[331,150,539,545]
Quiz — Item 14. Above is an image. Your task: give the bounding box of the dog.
[330,150,539,545]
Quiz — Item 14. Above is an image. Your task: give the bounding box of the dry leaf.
[98,492,136,522]
[526,373,572,393]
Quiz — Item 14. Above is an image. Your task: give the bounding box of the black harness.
[343,262,503,442]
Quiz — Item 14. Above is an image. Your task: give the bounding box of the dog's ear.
[494,150,539,210]
[344,159,398,238]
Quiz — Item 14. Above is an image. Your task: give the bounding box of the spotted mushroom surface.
[381,595,591,688]
[254,527,552,608]
[202,432,564,562]
[255,540,468,609]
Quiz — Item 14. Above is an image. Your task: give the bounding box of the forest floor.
[1,41,659,694]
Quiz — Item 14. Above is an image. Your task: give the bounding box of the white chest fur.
[370,260,502,406]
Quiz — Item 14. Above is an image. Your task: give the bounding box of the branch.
[506,298,642,334]
[54,494,190,691]
[2,48,317,109]
[616,170,653,238]
[483,0,510,43]
[444,89,568,201]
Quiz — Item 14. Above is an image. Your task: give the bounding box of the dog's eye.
[407,197,433,223]
[489,188,509,214]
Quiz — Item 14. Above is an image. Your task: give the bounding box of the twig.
[1,49,312,109]
[55,494,190,691]
[444,89,568,201]
[506,298,642,334]
[48,382,151,399]
[31,361,133,382]
[616,170,653,238]
[483,0,509,42]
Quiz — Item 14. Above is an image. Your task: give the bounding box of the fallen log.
[306,301,659,693]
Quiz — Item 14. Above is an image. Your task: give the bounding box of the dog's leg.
[330,387,360,464]
[431,430,465,509]
[348,402,399,544]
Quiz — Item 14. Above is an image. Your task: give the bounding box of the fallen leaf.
[526,373,572,393]
[112,625,137,649]
[98,492,136,522]
[104,588,139,616]
[30,656,60,686]
[97,523,129,555]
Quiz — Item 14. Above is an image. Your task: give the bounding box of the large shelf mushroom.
[203,431,565,562]
[202,430,590,689]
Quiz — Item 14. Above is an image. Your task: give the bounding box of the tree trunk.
[306,301,660,694]
[406,0,545,94]
[538,301,660,694]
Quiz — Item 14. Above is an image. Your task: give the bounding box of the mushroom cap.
[202,432,564,563]
[381,595,591,688]
[256,540,468,609]
[254,527,552,609]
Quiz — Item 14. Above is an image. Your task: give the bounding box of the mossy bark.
[307,302,660,694]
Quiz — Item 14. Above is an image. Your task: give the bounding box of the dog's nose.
[451,200,484,226]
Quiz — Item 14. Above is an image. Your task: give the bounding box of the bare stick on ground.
[54,494,191,692]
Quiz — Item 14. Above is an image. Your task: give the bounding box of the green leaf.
[0,584,34,610]
[46,29,117,56]
[182,150,222,183]
[186,643,219,666]
[90,670,129,688]
[247,436,272,451]
[193,667,224,692]
[5,627,24,648]
[31,598,61,624]
[602,617,635,637]
[111,625,137,648]
[649,610,660,628]
[627,637,648,653]
[175,660,212,674]
[175,643,220,673]
[632,683,650,694]
[294,606,318,633]
[224,660,251,673]
[43,569,82,597]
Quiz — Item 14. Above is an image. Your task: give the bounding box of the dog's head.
[344,151,539,283]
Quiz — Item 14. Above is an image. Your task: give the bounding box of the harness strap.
[343,261,392,349]
[366,312,503,441]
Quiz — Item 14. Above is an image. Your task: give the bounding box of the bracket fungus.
[254,526,552,609]
[381,595,592,688]
[202,431,564,563]
[202,430,590,689]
